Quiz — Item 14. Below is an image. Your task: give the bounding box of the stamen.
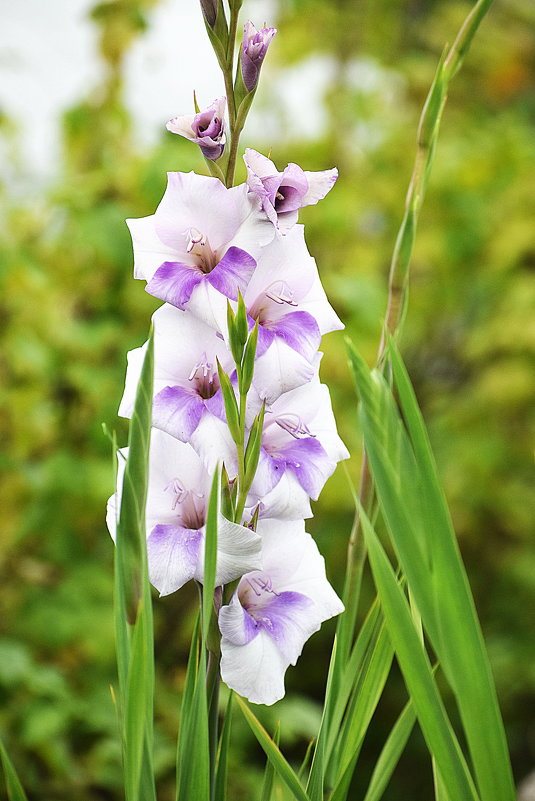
[188,352,218,399]
[185,227,207,253]
[264,280,298,306]
[164,479,204,512]
[275,413,315,439]
[275,191,285,201]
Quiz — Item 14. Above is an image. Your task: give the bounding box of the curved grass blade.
[0,740,28,801]
[215,692,234,801]
[260,722,280,801]
[362,699,416,801]
[358,504,479,801]
[235,695,312,801]
[388,341,516,801]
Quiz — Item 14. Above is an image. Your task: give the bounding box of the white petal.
[254,472,313,520]
[190,413,238,477]
[195,517,263,586]
[126,215,178,281]
[166,113,196,139]
[220,629,287,705]
[244,148,279,181]
[253,338,315,404]
[302,168,338,206]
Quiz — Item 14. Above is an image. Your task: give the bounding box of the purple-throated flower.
[107,430,262,597]
[241,22,277,93]
[244,148,338,234]
[167,97,226,160]
[219,519,344,705]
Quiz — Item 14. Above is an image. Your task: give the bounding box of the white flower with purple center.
[107,429,262,596]
[127,172,273,328]
[240,225,343,401]
[118,304,262,475]
[244,148,338,234]
[166,96,226,161]
[219,519,344,705]
[248,376,349,519]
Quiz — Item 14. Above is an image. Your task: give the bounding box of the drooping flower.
[107,429,262,596]
[241,22,277,93]
[166,97,226,160]
[127,171,273,328]
[244,148,338,234]
[219,519,344,705]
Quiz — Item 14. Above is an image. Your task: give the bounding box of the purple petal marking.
[266,311,320,361]
[153,385,205,441]
[147,524,202,596]
[207,247,256,300]
[248,591,314,654]
[146,261,202,310]
[272,438,332,499]
[204,387,226,420]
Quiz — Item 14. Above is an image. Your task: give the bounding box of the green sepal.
[220,463,237,520]
[235,291,249,347]
[244,402,266,487]
[247,505,260,531]
[226,301,243,366]
[217,360,240,443]
[240,322,258,395]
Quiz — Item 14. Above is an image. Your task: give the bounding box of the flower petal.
[266,310,320,361]
[147,524,202,596]
[253,337,315,403]
[146,261,202,310]
[302,167,338,206]
[206,247,256,300]
[220,626,288,705]
[152,385,205,441]
[204,516,263,586]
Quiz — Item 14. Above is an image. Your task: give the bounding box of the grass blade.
[306,637,337,801]
[358,503,479,801]
[235,695,312,801]
[0,740,28,801]
[362,699,416,801]
[176,643,210,801]
[260,722,280,801]
[214,692,234,801]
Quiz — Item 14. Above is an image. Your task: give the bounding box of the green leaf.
[202,467,221,644]
[215,692,234,801]
[240,322,258,394]
[244,402,265,487]
[235,696,312,801]
[176,645,211,801]
[358,504,479,801]
[306,638,337,801]
[260,722,280,801]
[217,360,241,442]
[0,740,28,801]
[388,341,516,801]
[362,699,416,801]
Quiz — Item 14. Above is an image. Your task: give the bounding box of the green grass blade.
[235,696,312,801]
[388,341,516,801]
[362,699,416,801]
[306,637,338,800]
[328,622,393,801]
[358,505,479,801]
[176,644,210,801]
[202,466,221,644]
[214,692,234,801]
[260,722,280,801]
[113,331,156,801]
[0,740,28,801]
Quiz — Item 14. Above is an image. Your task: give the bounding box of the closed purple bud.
[200,0,217,28]
[241,21,277,93]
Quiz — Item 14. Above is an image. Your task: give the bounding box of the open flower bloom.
[118,304,263,475]
[127,172,273,328]
[241,225,343,401]
[244,148,338,234]
[248,376,349,517]
[166,96,226,160]
[241,22,277,93]
[106,430,262,596]
[219,519,344,705]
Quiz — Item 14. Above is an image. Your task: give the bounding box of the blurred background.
[1,0,534,798]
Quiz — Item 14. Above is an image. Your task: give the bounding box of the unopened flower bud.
[200,0,217,28]
[241,21,277,93]
[167,97,226,161]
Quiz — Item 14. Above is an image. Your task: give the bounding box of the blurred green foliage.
[1,0,534,799]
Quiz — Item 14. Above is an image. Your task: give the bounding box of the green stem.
[206,648,221,801]
[234,389,248,523]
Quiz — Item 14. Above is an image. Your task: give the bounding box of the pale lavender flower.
[107,429,262,596]
[126,172,273,327]
[244,148,338,234]
[241,22,277,93]
[219,519,344,705]
[167,97,226,160]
